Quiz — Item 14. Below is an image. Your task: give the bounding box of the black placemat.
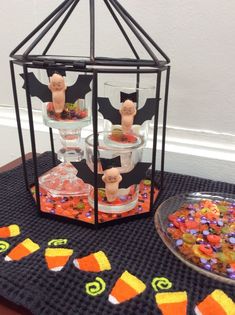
[0,152,234,315]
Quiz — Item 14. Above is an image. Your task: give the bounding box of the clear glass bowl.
[85,131,145,213]
[154,192,235,285]
[104,81,155,140]
[42,100,91,130]
[85,131,145,173]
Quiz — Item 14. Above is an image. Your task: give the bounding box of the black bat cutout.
[120,91,137,103]
[20,72,93,103]
[47,69,66,77]
[72,160,151,188]
[100,156,121,171]
[97,97,159,125]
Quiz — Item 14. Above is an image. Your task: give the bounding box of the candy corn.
[0,225,20,238]
[73,251,111,272]
[108,270,146,304]
[155,291,188,315]
[4,238,40,261]
[194,290,235,315]
[45,248,73,272]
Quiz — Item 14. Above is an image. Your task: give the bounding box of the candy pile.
[109,128,138,144]
[47,102,88,121]
[31,180,158,224]
[167,198,235,280]
[95,186,137,205]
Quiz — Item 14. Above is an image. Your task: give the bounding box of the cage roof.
[10,0,170,69]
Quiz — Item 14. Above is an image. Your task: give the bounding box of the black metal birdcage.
[10,0,170,227]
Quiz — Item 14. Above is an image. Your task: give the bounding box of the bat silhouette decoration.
[120,91,137,103]
[20,72,93,103]
[99,156,121,170]
[72,159,151,189]
[97,96,159,125]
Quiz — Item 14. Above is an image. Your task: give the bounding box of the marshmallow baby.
[102,167,122,202]
[119,99,136,134]
[48,73,67,114]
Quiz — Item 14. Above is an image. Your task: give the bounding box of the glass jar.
[103,81,155,140]
[39,162,91,197]
[85,131,145,213]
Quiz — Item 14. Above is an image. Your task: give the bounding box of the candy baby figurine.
[119,99,136,134]
[48,73,67,114]
[102,167,122,202]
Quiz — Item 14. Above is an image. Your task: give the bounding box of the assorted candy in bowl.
[155,192,235,285]
[46,100,88,121]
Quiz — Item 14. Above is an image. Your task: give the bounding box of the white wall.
[0,0,234,182]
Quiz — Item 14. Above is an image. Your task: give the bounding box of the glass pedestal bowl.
[42,100,90,130]
[154,192,235,285]
[42,100,91,162]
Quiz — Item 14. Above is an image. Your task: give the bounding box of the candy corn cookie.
[73,251,111,272]
[194,290,235,315]
[0,225,20,238]
[45,248,73,272]
[4,238,40,261]
[155,291,188,315]
[108,270,146,304]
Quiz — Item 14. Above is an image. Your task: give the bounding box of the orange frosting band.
[158,301,187,315]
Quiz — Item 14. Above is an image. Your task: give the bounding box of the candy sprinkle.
[176,239,183,246]
[229,237,235,244]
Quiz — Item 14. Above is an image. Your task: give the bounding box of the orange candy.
[167,228,183,240]
[230,263,235,271]
[198,244,213,256]
[203,200,214,208]
[207,235,221,245]
[185,220,199,230]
